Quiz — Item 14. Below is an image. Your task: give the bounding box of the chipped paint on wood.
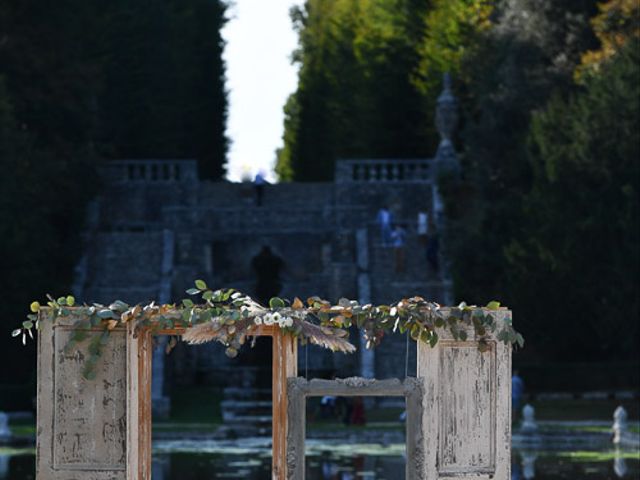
[127,326,153,480]
[38,309,511,480]
[272,330,298,480]
[286,377,425,480]
[418,308,512,479]
[37,315,128,479]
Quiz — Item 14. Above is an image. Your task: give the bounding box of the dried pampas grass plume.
[182,321,223,345]
[300,320,356,354]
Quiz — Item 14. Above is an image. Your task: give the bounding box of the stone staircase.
[367,226,450,304]
[220,386,273,436]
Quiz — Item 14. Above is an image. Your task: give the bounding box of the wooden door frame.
[286,377,425,479]
[126,324,298,480]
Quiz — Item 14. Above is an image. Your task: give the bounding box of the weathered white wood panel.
[37,316,128,479]
[418,309,512,479]
[286,377,425,480]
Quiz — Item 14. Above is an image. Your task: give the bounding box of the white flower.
[272,312,282,323]
[254,317,262,326]
[284,317,293,328]
[263,313,274,325]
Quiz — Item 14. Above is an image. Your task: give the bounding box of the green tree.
[0,0,102,383]
[0,0,229,386]
[413,0,493,109]
[508,43,640,360]
[98,0,228,179]
[277,0,431,181]
[577,0,640,79]
[441,0,598,305]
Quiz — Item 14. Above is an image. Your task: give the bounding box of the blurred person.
[417,210,429,246]
[376,206,393,246]
[350,396,366,426]
[426,218,439,272]
[320,395,337,419]
[512,370,525,420]
[339,397,353,426]
[254,170,267,206]
[391,224,407,273]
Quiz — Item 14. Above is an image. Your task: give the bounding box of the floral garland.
[12,280,523,379]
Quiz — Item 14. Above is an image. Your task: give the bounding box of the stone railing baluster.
[335,159,432,183]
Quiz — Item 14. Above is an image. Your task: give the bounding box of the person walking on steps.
[254,170,267,206]
[377,205,393,247]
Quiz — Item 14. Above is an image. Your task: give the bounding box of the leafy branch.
[12,280,523,379]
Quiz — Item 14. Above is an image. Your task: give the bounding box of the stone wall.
[74,158,453,397]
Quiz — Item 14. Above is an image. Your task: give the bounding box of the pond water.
[1,438,639,479]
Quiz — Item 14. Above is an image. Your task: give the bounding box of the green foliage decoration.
[12,281,523,379]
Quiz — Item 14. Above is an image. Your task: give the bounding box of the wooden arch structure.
[36,309,512,479]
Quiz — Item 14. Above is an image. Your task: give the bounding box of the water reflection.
[614,453,628,478]
[315,454,386,480]
[0,454,8,478]
[152,454,170,480]
[0,442,639,479]
[521,451,538,479]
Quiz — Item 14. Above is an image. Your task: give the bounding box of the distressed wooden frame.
[38,307,512,480]
[37,317,129,480]
[126,324,298,480]
[286,377,425,480]
[417,308,512,479]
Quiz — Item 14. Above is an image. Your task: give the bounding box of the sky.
[222,0,303,183]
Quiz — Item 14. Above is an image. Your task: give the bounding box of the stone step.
[220,400,272,409]
[221,413,272,424]
[220,385,274,427]
[222,387,272,400]
[368,237,433,280]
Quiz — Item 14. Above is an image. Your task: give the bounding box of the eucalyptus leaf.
[202,290,214,301]
[97,309,116,319]
[486,301,501,310]
[269,297,285,309]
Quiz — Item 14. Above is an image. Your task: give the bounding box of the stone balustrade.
[335,158,432,183]
[100,159,198,183]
